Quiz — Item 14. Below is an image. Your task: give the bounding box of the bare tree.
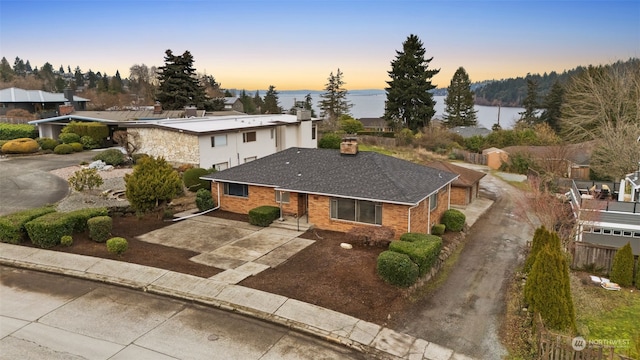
[113,130,140,159]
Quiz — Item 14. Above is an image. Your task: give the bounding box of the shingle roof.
[426,161,486,188]
[203,148,458,205]
[0,87,89,103]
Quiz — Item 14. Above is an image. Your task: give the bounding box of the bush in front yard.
[25,212,75,248]
[391,233,442,276]
[248,205,281,227]
[106,237,128,255]
[440,209,466,232]
[59,132,81,144]
[93,148,125,166]
[54,143,74,154]
[183,167,212,192]
[88,216,112,243]
[60,235,73,247]
[1,138,39,154]
[65,208,109,232]
[37,137,59,151]
[431,224,446,236]
[376,250,419,287]
[68,168,104,191]
[124,156,184,213]
[0,206,56,244]
[195,188,215,211]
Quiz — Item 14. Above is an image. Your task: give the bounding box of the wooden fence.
[452,148,487,165]
[571,242,619,273]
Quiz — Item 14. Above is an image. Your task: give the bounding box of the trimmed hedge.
[80,135,99,150]
[248,205,281,227]
[24,208,108,248]
[59,132,81,144]
[376,250,419,287]
[54,143,74,154]
[441,209,466,232]
[93,148,125,166]
[37,137,60,151]
[431,224,446,236]
[196,188,215,211]
[0,206,56,244]
[88,216,112,243]
[183,167,211,192]
[66,208,109,232]
[61,235,73,247]
[63,121,109,144]
[106,237,128,255]
[70,142,84,152]
[0,123,37,140]
[1,138,39,154]
[391,233,443,276]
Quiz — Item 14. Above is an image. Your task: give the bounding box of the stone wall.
[136,128,200,166]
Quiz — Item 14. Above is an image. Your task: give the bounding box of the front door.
[297,193,307,221]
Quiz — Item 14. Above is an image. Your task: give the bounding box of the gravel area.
[50,166,133,212]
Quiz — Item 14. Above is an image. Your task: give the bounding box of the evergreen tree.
[443,67,477,128]
[109,70,124,93]
[610,242,634,287]
[384,34,439,132]
[518,78,539,125]
[74,67,84,88]
[319,68,352,123]
[0,57,14,81]
[524,226,551,273]
[86,69,97,89]
[524,244,576,332]
[38,62,56,91]
[58,65,65,74]
[239,90,257,114]
[13,57,26,77]
[253,90,264,113]
[304,93,316,117]
[124,156,183,213]
[262,85,281,114]
[156,49,209,110]
[539,80,564,133]
[25,60,32,73]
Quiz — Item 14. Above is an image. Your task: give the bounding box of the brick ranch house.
[201,138,459,239]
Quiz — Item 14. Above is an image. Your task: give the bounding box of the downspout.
[407,202,419,233]
[169,181,221,222]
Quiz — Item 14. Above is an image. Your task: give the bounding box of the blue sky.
[1,0,638,90]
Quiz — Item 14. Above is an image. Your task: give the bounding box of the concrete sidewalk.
[0,243,475,360]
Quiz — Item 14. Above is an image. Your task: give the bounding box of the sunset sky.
[1,0,638,90]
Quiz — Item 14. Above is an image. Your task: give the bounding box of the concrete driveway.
[136,215,315,284]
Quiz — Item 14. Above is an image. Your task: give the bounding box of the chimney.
[185,106,197,118]
[296,108,311,121]
[153,102,163,114]
[340,136,358,156]
[58,104,74,115]
[63,88,76,110]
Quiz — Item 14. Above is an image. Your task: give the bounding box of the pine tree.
[524,244,576,332]
[539,81,564,133]
[262,85,281,114]
[13,57,26,77]
[610,242,634,287]
[253,90,264,113]
[156,49,209,110]
[240,90,257,114]
[319,68,352,123]
[109,70,124,93]
[124,156,183,213]
[0,57,14,82]
[74,67,84,88]
[384,34,439,132]
[518,78,539,126]
[443,67,477,128]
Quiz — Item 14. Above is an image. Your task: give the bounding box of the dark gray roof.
[203,147,458,205]
[0,87,89,103]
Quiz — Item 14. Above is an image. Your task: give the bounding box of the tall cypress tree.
[443,67,477,128]
[384,34,439,132]
[610,242,634,287]
[319,68,352,123]
[156,49,208,110]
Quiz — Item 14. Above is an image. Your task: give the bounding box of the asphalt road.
[393,172,537,359]
[0,152,96,216]
[0,266,366,360]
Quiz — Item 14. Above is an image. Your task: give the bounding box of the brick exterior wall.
[212,182,452,239]
[450,186,470,206]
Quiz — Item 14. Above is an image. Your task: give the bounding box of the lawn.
[571,272,640,358]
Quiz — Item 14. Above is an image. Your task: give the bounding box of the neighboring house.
[482,147,508,170]
[222,97,244,112]
[201,138,459,238]
[426,161,486,206]
[359,117,392,132]
[502,142,594,180]
[0,87,89,116]
[449,126,491,138]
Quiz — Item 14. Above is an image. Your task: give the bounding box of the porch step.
[270,217,314,232]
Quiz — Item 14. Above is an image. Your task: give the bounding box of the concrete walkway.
[0,243,476,360]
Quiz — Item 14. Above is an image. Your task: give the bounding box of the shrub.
[106,237,128,255]
[0,123,37,140]
[391,234,442,276]
[195,188,215,211]
[440,209,466,232]
[183,167,212,192]
[124,156,183,213]
[63,121,109,145]
[53,143,74,154]
[1,138,39,154]
[610,242,634,287]
[347,226,395,247]
[88,216,112,243]
[248,205,281,227]
[37,137,59,151]
[70,142,84,152]
[25,212,74,248]
[431,224,446,236]
[68,168,104,191]
[60,235,73,247]
[131,153,149,164]
[80,135,99,150]
[523,226,561,273]
[636,260,640,290]
[376,250,419,287]
[93,148,125,166]
[65,208,109,232]
[59,132,81,144]
[0,206,56,244]
[318,133,342,149]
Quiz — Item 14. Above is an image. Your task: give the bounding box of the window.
[275,191,290,203]
[243,131,256,143]
[330,198,382,225]
[211,134,227,147]
[429,192,438,211]
[214,162,228,171]
[244,156,256,163]
[311,125,316,140]
[224,183,248,197]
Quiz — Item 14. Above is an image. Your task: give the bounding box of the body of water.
[275,90,523,130]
